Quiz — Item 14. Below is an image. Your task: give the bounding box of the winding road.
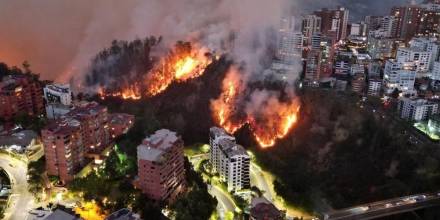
[0,153,34,220]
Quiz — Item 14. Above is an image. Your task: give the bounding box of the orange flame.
[211,67,300,148]
[98,44,212,100]
[145,47,211,97]
[121,86,141,100]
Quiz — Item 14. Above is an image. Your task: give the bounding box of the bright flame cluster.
[211,67,300,148]
[146,51,211,97]
[99,46,211,100]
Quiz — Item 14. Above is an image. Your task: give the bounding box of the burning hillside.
[96,41,213,100]
[211,67,300,148]
[88,37,300,148]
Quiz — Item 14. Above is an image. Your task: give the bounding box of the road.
[0,153,34,220]
[325,193,440,220]
[250,163,274,202]
[188,153,236,217]
[209,184,236,213]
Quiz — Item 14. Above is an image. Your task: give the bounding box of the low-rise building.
[105,208,141,220]
[250,197,285,220]
[209,127,250,192]
[136,129,186,203]
[44,83,73,119]
[0,130,40,154]
[109,113,135,139]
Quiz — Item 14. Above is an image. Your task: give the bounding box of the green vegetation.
[27,156,46,201]
[242,89,440,210]
[170,158,217,220]
[13,113,47,133]
[414,122,440,140]
[68,145,165,219]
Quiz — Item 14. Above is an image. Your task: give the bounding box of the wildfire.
[97,42,212,100]
[211,67,246,134]
[211,67,300,148]
[146,48,211,97]
[121,86,141,100]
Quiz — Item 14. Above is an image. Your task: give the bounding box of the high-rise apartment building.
[398,98,439,121]
[67,102,110,153]
[137,129,186,203]
[301,15,322,45]
[277,17,303,65]
[396,47,432,74]
[314,7,349,42]
[304,49,322,84]
[209,127,250,192]
[391,6,423,41]
[0,75,44,121]
[43,118,84,183]
[383,59,417,94]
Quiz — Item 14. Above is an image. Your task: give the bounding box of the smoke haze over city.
[0,0,413,81]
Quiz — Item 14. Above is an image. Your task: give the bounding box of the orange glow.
[99,44,212,99]
[211,67,300,148]
[211,67,246,134]
[74,201,106,220]
[145,48,211,97]
[121,86,141,100]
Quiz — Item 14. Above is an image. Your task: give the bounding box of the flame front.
[211,67,300,148]
[98,44,212,100]
[211,67,245,134]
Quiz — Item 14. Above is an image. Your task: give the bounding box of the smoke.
[0,0,418,81]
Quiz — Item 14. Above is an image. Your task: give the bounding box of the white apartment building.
[431,61,440,81]
[44,83,72,105]
[396,48,432,74]
[383,60,416,95]
[398,98,439,121]
[209,127,250,192]
[278,16,303,65]
[44,83,73,119]
[368,78,382,96]
[335,60,350,75]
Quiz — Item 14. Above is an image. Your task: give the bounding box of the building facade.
[137,129,186,203]
[42,118,84,183]
[398,98,439,121]
[0,75,44,121]
[209,127,250,192]
[383,59,416,94]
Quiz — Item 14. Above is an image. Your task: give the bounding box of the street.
[0,153,34,220]
[326,193,440,220]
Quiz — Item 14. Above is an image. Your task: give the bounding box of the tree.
[27,157,46,201]
[132,194,164,220]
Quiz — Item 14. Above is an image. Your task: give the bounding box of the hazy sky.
[0,0,413,81]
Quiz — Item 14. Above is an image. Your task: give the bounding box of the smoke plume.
[0,0,415,81]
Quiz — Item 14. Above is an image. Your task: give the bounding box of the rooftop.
[45,84,70,94]
[0,130,38,147]
[138,129,181,162]
[105,208,141,220]
[218,138,248,158]
[250,197,284,220]
[210,127,235,141]
[67,102,106,118]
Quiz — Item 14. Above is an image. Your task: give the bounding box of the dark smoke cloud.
[0,0,420,81]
